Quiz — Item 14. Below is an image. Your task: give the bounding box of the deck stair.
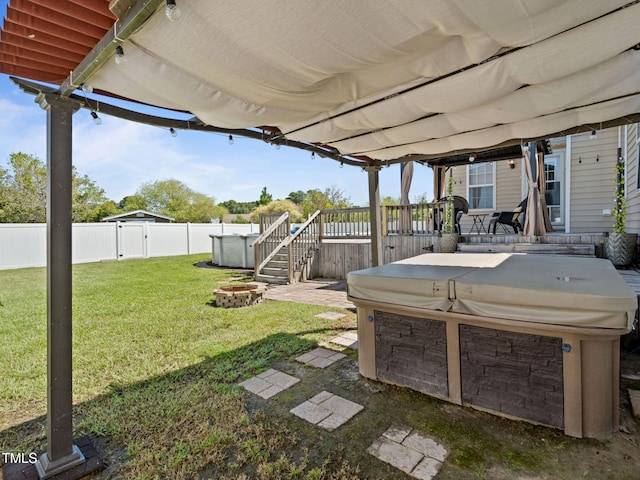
[255,251,289,284]
[253,211,321,285]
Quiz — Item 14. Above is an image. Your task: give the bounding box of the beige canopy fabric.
[523,142,553,236]
[433,166,448,200]
[72,0,640,162]
[399,160,414,233]
[400,161,414,206]
[347,253,637,329]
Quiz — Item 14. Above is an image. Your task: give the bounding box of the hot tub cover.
[347,253,510,312]
[347,253,636,329]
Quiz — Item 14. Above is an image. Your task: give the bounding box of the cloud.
[0,76,434,206]
[72,115,234,201]
[0,97,47,162]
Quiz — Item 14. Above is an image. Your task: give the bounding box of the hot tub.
[210,233,259,268]
[347,253,637,439]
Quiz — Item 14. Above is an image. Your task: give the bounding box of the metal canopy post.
[34,93,86,479]
[366,166,383,267]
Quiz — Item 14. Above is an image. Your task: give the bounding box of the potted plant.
[605,152,638,267]
[439,174,458,253]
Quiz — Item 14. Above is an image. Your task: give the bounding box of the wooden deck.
[619,269,640,297]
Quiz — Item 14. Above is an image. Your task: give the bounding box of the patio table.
[468,213,488,234]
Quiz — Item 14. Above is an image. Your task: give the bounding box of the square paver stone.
[317,413,350,431]
[290,401,332,424]
[382,424,412,443]
[367,437,423,474]
[262,370,301,389]
[239,369,300,399]
[320,394,364,418]
[308,390,334,404]
[310,347,339,358]
[403,431,448,462]
[295,347,346,368]
[330,335,358,349]
[342,332,358,341]
[291,391,363,430]
[368,425,448,480]
[239,376,272,395]
[306,356,338,369]
[411,457,442,480]
[256,385,283,399]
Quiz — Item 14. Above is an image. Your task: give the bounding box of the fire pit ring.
[213,283,266,308]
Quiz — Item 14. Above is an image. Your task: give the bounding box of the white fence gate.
[0,222,259,270]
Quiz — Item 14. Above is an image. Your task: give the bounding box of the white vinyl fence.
[0,222,259,270]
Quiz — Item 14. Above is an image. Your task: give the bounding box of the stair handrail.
[282,210,321,282]
[254,211,289,244]
[283,210,321,247]
[253,212,290,276]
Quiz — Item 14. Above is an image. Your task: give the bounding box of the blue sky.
[0,1,433,206]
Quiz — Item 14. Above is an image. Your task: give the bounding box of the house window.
[544,155,563,224]
[467,162,494,209]
[637,146,640,190]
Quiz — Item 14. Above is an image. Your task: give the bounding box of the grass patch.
[0,255,359,478]
[2,255,638,479]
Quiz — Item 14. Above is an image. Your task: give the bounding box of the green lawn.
[3,256,638,480]
[0,255,357,478]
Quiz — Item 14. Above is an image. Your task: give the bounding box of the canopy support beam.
[366,166,383,267]
[33,93,86,480]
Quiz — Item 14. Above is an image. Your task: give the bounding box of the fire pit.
[214,283,266,308]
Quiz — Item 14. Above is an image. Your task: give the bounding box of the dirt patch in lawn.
[233,347,640,480]
[3,344,640,479]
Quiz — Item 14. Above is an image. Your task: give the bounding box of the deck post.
[366,166,383,266]
[34,93,86,479]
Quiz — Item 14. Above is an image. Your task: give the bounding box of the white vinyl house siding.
[452,160,521,233]
[625,124,640,234]
[569,129,617,233]
[495,159,524,211]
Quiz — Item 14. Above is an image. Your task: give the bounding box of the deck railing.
[287,210,321,281]
[318,202,451,239]
[320,207,371,239]
[254,203,453,281]
[384,201,449,235]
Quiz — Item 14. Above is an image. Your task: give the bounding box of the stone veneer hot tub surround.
[214,283,266,308]
[348,253,637,440]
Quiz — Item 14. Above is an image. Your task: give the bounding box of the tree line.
[0,153,366,224]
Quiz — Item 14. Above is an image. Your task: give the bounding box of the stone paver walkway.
[238,368,300,399]
[263,279,353,309]
[329,331,358,349]
[295,347,346,368]
[367,425,448,480]
[290,391,364,431]
[238,356,448,478]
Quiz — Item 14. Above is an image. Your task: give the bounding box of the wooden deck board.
[618,269,640,297]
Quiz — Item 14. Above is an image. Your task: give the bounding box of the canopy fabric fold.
[2,0,640,163]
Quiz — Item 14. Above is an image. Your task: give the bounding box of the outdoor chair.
[436,195,469,234]
[488,198,528,234]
